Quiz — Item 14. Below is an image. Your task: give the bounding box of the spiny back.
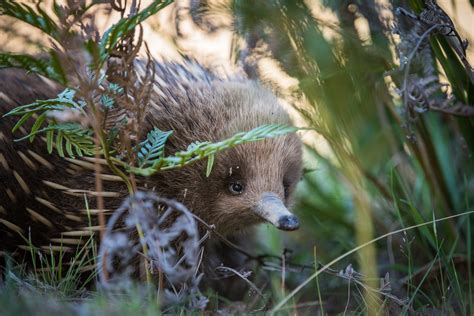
[140,60,293,149]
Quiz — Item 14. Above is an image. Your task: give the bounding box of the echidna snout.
[253,192,300,231]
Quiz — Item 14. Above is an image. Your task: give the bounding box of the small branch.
[214,266,264,299]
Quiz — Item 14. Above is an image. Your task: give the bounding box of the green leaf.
[74,144,84,157]
[16,123,95,158]
[5,88,78,117]
[100,94,115,109]
[129,124,299,176]
[11,112,34,133]
[0,53,65,84]
[206,154,215,177]
[56,131,65,157]
[137,128,173,167]
[4,88,82,137]
[65,139,74,158]
[29,112,47,142]
[108,83,124,94]
[98,0,173,65]
[0,1,59,40]
[46,129,54,154]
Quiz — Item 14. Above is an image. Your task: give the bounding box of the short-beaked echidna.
[0,61,302,285]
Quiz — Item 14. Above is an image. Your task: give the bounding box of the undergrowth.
[1,0,474,315]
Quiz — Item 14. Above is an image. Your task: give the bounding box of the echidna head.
[205,135,303,233]
[149,77,303,234]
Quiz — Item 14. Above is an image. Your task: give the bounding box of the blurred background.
[1,0,473,314]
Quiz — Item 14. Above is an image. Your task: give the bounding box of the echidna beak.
[254,192,300,231]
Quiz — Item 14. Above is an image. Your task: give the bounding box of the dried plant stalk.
[98,191,208,310]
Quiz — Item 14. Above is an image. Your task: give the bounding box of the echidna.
[0,60,302,291]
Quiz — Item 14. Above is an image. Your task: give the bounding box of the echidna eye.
[229,181,244,195]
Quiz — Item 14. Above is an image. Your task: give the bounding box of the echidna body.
[0,61,302,276]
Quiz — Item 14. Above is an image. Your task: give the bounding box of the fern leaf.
[137,128,173,167]
[5,88,78,116]
[15,123,95,158]
[0,1,59,39]
[56,130,65,157]
[46,129,54,154]
[0,53,65,84]
[206,154,215,177]
[11,112,34,133]
[4,88,82,136]
[65,138,74,158]
[130,124,298,176]
[98,0,173,65]
[29,112,47,142]
[100,94,115,109]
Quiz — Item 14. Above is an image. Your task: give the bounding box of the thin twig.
[214,266,264,299]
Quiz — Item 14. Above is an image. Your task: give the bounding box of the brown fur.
[147,76,302,235]
[0,62,302,294]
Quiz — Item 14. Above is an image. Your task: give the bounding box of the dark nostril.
[277,215,300,231]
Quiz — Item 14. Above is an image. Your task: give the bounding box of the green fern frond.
[4,88,83,140]
[97,0,173,65]
[137,128,173,168]
[129,124,299,176]
[6,88,79,115]
[6,87,97,158]
[100,95,115,109]
[0,0,172,81]
[0,53,66,84]
[0,1,59,40]
[16,123,95,158]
